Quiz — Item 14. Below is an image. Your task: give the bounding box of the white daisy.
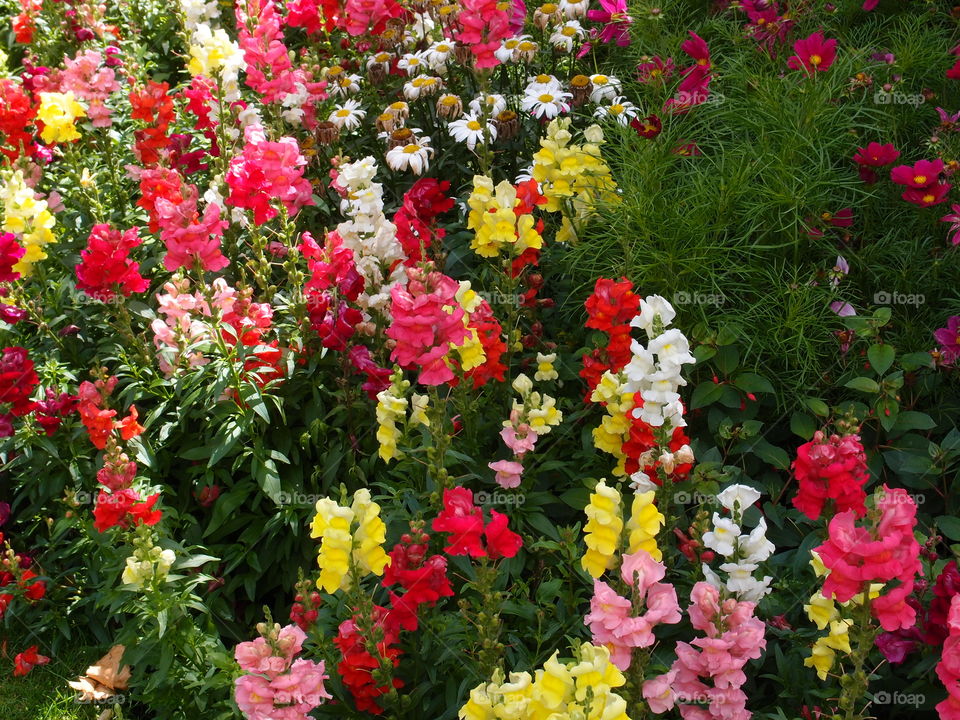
[385,136,434,175]
[366,51,393,73]
[525,74,563,96]
[589,73,622,103]
[403,75,444,101]
[495,36,526,64]
[468,93,508,117]
[398,52,427,76]
[330,73,362,97]
[560,0,589,18]
[593,96,639,125]
[328,99,366,130]
[515,39,539,62]
[448,113,497,150]
[521,89,572,119]
[550,20,585,52]
[425,40,456,71]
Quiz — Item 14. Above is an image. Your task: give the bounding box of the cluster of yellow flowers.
[509,373,563,436]
[459,642,631,720]
[467,176,544,259]
[375,373,429,462]
[2,169,57,278]
[37,91,87,144]
[803,552,879,680]
[310,489,390,594]
[589,372,635,477]
[453,281,488,371]
[581,480,663,578]
[122,544,176,589]
[531,118,619,243]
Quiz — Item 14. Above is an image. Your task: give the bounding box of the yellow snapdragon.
[626,490,664,560]
[581,480,623,577]
[310,490,390,594]
[589,371,635,476]
[121,545,175,589]
[1,169,56,278]
[467,176,543,258]
[37,92,86,144]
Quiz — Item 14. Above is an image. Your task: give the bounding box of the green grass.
[0,645,100,720]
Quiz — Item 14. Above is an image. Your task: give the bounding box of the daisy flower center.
[403,144,421,154]
[466,120,483,131]
[593,75,609,84]
[538,94,555,103]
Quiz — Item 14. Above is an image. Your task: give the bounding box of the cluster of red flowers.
[891,158,953,208]
[290,589,323,630]
[791,429,869,521]
[0,79,37,161]
[12,0,42,44]
[0,346,40,438]
[129,81,176,167]
[383,527,454,617]
[623,417,693,480]
[458,299,507,390]
[581,277,640,393]
[816,486,922,632]
[394,178,455,265]
[221,291,286,391]
[74,223,150,301]
[285,0,340,35]
[431,487,523,560]
[853,141,900,184]
[740,0,793,54]
[301,230,364,351]
[1,514,47,622]
[334,606,405,715]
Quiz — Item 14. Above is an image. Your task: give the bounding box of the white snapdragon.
[702,485,775,601]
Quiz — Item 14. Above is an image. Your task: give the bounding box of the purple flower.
[830,301,856,317]
[875,628,920,664]
[0,501,9,527]
[941,203,960,246]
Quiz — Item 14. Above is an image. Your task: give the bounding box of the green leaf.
[790,412,816,440]
[867,344,895,375]
[844,377,879,393]
[938,517,960,542]
[900,352,934,371]
[891,411,936,434]
[733,372,775,394]
[714,346,740,375]
[882,450,934,476]
[694,345,717,362]
[804,397,830,416]
[691,381,725,409]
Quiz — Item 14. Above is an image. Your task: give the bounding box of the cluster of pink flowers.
[454,0,512,69]
[891,158,952,208]
[225,124,313,225]
[386,266,468,386]
[342,0,403,36]
[74,223,149,300]
[489,410,539,489]
[584,549,681,670]
[151,278,222,375]
[156,185,229,272]
[740,0,793,54]
[791,429,869,521]
[644,582,766,720]
[664,32,711,114]
[937,595,960,720]
[56,50,120,127]
[236,0,326,126]
[235,623,331,720]
[815,486,922,631]
[853,141,900,184]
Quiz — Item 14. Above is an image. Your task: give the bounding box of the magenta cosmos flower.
[941,203,960,246]
[586,0,632,47]
[935,316,960,363]
[787,32,837,74]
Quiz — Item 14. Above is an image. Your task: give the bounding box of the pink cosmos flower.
[890,158,945,188]
[787,32,837,74]
[586,0,632,47]
[935,316,960,364]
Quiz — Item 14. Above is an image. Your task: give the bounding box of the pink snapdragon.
[386,266,469,385]
[643,582,765,720]
[937,595,960,720]
[225,124,314,225]
[584,550,681,670]
[815,486,922,631]
[156,185,229,272]
[59,50,120,127]
[455,0,512,69]
[234,624,330,720]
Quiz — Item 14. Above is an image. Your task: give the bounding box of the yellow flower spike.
[804,592,839,631]
[37,91,86,144]
[351,489,390,577]
[823,620,853,654]
[534,652,573,710]
[804,637,837,681]
[626,490,664,560]
[581,480,624,577]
